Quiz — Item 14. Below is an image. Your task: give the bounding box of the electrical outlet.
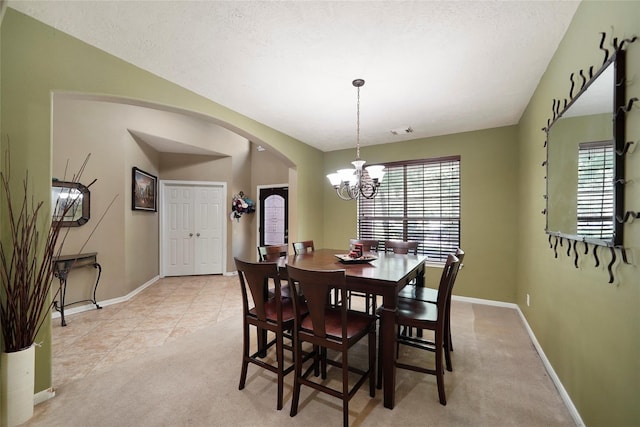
[526,293,530,307]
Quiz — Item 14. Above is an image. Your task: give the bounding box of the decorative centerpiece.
[335,244,378,264]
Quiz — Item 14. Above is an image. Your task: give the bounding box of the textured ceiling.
[9,0,580,152]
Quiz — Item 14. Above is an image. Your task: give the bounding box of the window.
[576,140,614,238]
[358,156,460,262]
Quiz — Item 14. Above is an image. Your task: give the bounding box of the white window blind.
[357,156,460,262]
[576,140,614,239]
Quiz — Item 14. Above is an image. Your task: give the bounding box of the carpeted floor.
[25,297,575,427]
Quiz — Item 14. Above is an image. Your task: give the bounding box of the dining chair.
[234,257,299,410]
[292,240,315,255]
[384,239,419,254]
[258,244,291,295]
[398,248,465,362]
[347,239,380,314]
[349,238,379,253]
[258,244,288,262]
[286,264,377,427]
[377,253,461,405]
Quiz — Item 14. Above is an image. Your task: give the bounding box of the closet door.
[162,182,225,276]
[193,186,223,274]
[165,186,196,276]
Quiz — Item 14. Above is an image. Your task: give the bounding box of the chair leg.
[276,329,285,410]
[444,315,453,372]
[239,320,249,390]
[435,328,447,406]
[321,347,328,379]
[369,329,376,397]
[342,349,349,427]
[290,337,302,417]
[376,332,383,389]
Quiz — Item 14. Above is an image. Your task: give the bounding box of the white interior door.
[162,181,226,276]
[193,186,223,274]
[164,186,195,276]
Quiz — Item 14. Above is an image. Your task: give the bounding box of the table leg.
[55,275,68,327]
[92,262,103,309]
[380,305,396,409]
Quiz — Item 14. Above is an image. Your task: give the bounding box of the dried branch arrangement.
[0,152,89,352]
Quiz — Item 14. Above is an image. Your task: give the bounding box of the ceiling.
[9,0,580,152]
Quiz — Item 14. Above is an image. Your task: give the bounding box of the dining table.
[282,248,427,409]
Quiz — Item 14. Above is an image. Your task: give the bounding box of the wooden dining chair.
[377,254,461,405]
[347,239,380,314]
[258,244,288,262]
[234,257,298,410]
[292,240,315,255]
[349,238,379,253]
[286,264,376,427]
[398,248,465,363]
[384,239,419,254]
[257,244,291,295]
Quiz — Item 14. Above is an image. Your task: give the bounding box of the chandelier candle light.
[327,79,385,200]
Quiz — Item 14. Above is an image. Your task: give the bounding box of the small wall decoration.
[230,191,255,221]
[132,167,157,212]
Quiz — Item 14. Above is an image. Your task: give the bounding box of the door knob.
[189,233,193,237]
[196,233,201,237]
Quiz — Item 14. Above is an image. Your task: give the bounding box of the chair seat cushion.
[398,285,438,302]
[301,308,375,339]
[396,298,438,323]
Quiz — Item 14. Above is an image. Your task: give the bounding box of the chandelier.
[326,79,385,200]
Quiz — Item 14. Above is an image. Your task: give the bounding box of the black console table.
[52,252,102,326]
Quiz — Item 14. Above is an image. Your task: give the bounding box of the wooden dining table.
[282,248,427,409]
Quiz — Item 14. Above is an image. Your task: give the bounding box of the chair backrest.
[286,264,347,342]
[292,240,315,255]
[384,240,419,255]
[435,254,461,311]
[258,244,288,262]
[455,247,465,268]
[349,239,379,253]
[234,257,283,322]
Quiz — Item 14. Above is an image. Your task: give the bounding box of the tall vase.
[1,345,35,427]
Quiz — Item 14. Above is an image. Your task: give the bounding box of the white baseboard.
[51,275,161,319]
[452,294,584,427]
[34,387,55,405]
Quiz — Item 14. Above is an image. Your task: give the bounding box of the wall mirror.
[545,49,625,247]
[51,180,90,227]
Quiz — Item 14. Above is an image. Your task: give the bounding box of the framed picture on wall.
[132,167,157,212]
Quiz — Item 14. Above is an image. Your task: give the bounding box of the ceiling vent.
[390,127,413,136]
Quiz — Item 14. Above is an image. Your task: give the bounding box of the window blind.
[576,141,614,238]
[357,156,460,262]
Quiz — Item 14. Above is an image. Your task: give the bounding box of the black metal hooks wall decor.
[542,30,637,283]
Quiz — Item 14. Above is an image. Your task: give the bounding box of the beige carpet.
[25,302,575,426]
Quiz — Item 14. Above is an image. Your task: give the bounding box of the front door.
[259,186,288,246]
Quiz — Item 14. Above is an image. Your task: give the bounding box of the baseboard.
[34,387,55,405]
[51,275,161,319]
[453,294,584,427]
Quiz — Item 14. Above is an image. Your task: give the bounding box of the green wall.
[323,126,520,303]
[0,8,323,393]
[517,2,640,426]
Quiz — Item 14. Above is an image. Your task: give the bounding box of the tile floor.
[51,274,242,388]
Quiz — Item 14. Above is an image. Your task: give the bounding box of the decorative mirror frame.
[52,179,91,227]
[543,31,637,283]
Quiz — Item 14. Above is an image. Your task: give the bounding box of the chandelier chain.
[356,84,361,160]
